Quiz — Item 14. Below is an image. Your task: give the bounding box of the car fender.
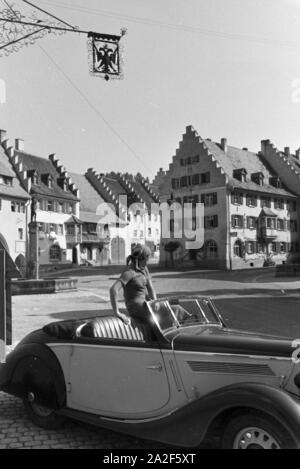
[0,343,66,409]
[100,382,300,447]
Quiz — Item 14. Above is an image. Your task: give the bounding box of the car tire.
[222,412,297,449]
[23,399,65,430]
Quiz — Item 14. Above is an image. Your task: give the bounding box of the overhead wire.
[38,44,152,172]
[0,0,151,172]
[38,0,300,49]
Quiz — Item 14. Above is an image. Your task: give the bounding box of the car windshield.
[148,297,223,333]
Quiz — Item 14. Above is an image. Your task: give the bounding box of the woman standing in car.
[110,244,157,326]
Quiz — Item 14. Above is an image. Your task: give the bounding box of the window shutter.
[213,215,218,227]
[213,193,218,205]
[246,217,250,229]
[253,241,257,253]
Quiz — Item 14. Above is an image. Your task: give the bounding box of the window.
[234,240,243,257]
[205,240,218,258]
[67,225,75,236]
[16,202,25,213]
[180,176,188,187]
[11,201,16,212]
[1,177,13,186]
[32,173,39,185]
[201,172,210,184]
[247,217,257,230]
[280,242,286,253]
[171,178,180,189]
[290,220,298,232]
[231,193,243,205]
[204,215,218,229]
[18,228,23,240]
[257,243,263,253]
[201,192,218,206]
[266,218,276,229]
[232,215,243,229]
[49,245,61,262]
[47,200,53,212]
[233,169,247,182]
[148,228,152,236]
[47,176,53,189]
[58,202,63,214]
[271,242,277,253]
[133,230,138,237]
[274,199,284,210]
[246,195,257,207]
[192,154,199,163]
[251,172,264,185]
[247,241,255,254]
[261,197,271,208]
[277,219,284,231]
[140,230,144,238]
[192,174,200,185]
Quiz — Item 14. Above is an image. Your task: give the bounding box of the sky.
[1,0,300,180]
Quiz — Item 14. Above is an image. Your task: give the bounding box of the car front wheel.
[222,412,297,449]
[23,396,64,430]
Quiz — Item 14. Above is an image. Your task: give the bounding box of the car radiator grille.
[187,361,276,376]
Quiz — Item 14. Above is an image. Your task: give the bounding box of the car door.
[68,339,171,418]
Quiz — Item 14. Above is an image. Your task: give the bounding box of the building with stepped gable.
[85,169,161,264]
[154,126,299,270]
[0,130,30,273]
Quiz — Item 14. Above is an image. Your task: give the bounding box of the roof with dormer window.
[202,139,296,197]
[15,150,79,201]
[0,146,29,199]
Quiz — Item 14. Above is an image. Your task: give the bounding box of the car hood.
[171,326,294,358]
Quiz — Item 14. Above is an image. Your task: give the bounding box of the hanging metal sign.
[87,31,125,81]
[0,1,127,81]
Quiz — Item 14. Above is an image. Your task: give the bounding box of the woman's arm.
[109,280,130,325]
[146,276,157,301]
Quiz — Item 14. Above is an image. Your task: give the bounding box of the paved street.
[1,266,300,449]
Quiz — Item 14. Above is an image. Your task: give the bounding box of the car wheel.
[222,412,297,449]
[23,396,64,430]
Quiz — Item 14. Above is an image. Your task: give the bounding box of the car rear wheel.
[222,413,297,449]
[23,394,64,430]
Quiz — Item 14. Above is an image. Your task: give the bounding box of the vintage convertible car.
[1,296,300,449]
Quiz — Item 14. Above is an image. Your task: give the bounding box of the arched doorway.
[0,233,9,254]
[111,237,126,264]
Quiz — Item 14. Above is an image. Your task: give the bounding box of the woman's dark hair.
[127,244,151,267]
